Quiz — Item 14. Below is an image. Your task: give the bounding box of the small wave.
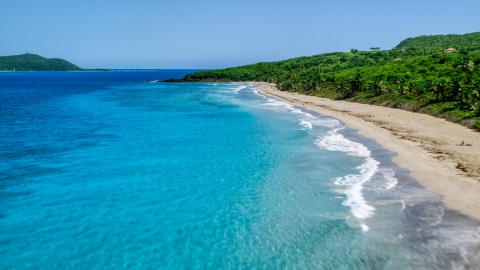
[260,96,322,128]
[257,92,396,226]
[253,89,266,98]
[379,168,398,190]
[259,95,345,130]
[315,129,378,221]
[233,85,246,94]
[310,118,341,128]
[315,128,371,157]
[333,159,378,220]
[300,120,313,129]
[262,98,290,107]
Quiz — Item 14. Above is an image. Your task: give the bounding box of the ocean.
[1,71,480,269]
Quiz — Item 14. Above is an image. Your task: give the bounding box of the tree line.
[180,32,480,128]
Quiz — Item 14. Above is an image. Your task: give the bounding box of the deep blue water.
[1,71,480,269]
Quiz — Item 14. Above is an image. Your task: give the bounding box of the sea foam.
[233,85,246,94]
[252,89,266,98]
[259,90,397,231]
[315,129,378,230]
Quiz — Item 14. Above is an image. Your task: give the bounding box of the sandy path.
[257,83,480,221]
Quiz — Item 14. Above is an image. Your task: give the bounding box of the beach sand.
[257,83,480,221]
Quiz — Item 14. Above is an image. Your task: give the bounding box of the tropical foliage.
[0,53,105,71]
[180,32,480,129]
[396,32,480,50]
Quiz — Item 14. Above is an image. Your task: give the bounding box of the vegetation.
[179,32,480,129]
[396,32,480,50]
[0,53,107,71]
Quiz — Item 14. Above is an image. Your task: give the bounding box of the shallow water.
[1,71,479,269]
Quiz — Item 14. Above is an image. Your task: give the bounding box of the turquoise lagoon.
[1,71,480,269]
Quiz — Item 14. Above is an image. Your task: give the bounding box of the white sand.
[258,83,480,221]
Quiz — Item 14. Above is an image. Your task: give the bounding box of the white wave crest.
[233,85,246,94]
[379,168,398,190]
[315,129,371,158]
[260,96,324,130]
[252,89,266,98]
[259,93,344,130]
[310,118,341,128]
[315,129,379,227]
[254,87,398,230]
[300,120,313,129]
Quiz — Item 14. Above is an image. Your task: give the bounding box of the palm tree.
[393,82,408,96]
[336,79,351,99]
[370,75,385,96]
[427,79,448,102]
[350,72,365,95]
[427,80,439,101]
[448,76,465,101]
[301,77,315,94]
[437,79,450,102]
[474,77,480,115]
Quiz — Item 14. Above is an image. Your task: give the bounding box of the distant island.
[0,53,107,71]
[171,31,480,129]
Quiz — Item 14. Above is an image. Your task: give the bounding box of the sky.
[1,0,479,69]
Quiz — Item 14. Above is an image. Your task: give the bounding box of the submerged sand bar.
[257,83,480,221]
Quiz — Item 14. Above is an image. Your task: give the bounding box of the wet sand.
[257,83,480,221]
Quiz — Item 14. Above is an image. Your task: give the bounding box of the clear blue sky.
[1,0,479,69]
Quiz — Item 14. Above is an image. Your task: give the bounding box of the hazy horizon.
[2,0,480,69]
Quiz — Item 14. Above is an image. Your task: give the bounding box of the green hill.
[396,32,480,50]
[0,53,83,71]
[177,31,480,129]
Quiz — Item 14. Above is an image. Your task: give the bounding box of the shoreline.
[255,82,480,221]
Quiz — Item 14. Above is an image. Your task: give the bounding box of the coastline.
[255,82,480,221]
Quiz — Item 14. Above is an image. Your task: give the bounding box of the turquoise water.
[1,72,480,269]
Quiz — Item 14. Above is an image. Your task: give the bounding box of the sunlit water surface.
[1,71,480,269]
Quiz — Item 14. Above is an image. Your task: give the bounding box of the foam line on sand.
[256,82,480,221]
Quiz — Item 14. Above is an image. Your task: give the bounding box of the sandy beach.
[257,83,480,221]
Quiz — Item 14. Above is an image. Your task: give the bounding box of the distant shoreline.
[0,70,109,72]
[256,82,480,221]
